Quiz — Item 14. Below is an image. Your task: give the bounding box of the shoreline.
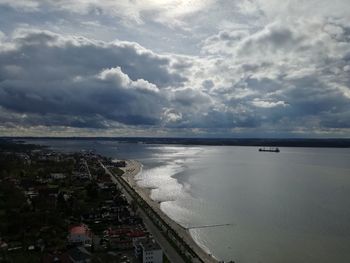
[121,160,218,263]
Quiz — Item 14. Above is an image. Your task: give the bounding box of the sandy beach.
[121,160,218,263]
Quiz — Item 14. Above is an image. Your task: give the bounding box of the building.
[68,224,93,247]
[105,227,147,250]
[112,160,126,167]
[51,173,66,180]
[134,238,163,263]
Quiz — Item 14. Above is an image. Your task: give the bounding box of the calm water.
[26,139,350,263]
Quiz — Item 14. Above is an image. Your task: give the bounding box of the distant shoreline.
[6,137,350,148]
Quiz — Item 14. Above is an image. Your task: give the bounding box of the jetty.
[185,223,234,230]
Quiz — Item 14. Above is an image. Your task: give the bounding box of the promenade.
[100,160,185,263]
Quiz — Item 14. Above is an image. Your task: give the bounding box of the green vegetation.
[0,143,87,260]
[0,140,158,263]
[164,254,171,263]
[2,251,41,263]
[111,167,124,176]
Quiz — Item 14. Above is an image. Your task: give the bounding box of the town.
[0,140,164,263]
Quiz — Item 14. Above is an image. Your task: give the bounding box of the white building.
[134,238,163,263]
[51,173,66,180]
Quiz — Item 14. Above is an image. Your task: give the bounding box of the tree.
[86,182,99,199]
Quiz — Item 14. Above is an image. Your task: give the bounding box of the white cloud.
[239,0,350,23]
[98,67,131,88]
[0,0,39,11]
[252,99,287,108]
[162,108,183,123]
[0,0,215,25]
[98,67,160,93]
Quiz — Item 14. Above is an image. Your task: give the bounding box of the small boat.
[258,147,280,152]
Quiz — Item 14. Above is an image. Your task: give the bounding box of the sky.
[0,0,350,137]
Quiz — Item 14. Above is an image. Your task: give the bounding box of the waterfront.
[27,139,350,263]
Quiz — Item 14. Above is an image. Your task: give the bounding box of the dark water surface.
[26,139,350,263]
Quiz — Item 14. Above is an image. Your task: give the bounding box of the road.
[83,159,92,180]
[99,161,186,263]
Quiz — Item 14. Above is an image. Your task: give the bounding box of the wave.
[135,161,189,202]
[134,146,203,203]
[134,146,217,256]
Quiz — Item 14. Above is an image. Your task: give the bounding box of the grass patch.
[111,167,124,176]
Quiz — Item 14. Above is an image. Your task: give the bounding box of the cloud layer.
[0,0,349,137]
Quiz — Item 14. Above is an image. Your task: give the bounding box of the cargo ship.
[258,147,280,152]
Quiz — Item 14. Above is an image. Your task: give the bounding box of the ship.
[258,147,280,152]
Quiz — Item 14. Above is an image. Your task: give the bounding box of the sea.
[25,139,350,263]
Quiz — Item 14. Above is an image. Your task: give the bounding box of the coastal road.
[83,159,92,180]
[99,161,186,263]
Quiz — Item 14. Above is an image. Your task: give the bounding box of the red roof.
[106,227,146,238]
[107,227,129,236]
[127,230,146,238]
[69,225,90,235]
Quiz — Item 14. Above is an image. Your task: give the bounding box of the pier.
[185,223,234,230]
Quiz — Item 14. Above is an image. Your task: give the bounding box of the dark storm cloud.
[0,110,111,129]
[6,30,186,86]
[0,30,186,128]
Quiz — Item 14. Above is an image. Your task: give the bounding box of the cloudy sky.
[0,0,350,137]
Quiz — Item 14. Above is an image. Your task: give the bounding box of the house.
[68,224,93,247]
[134,238,162,263]
[51,173,66,180]
[24,189,39,198]
[72,171,90,181]
[36,185,59,197]
[112,160,126,167]
[109,236,133,250]
[105,227,147,251]
[0,239,8,251]
[127,229,147,239]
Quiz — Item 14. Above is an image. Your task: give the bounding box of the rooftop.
[140,239,161,251]
[69,224,90,235]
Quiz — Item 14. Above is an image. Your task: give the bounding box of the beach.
[121,160,218,263]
